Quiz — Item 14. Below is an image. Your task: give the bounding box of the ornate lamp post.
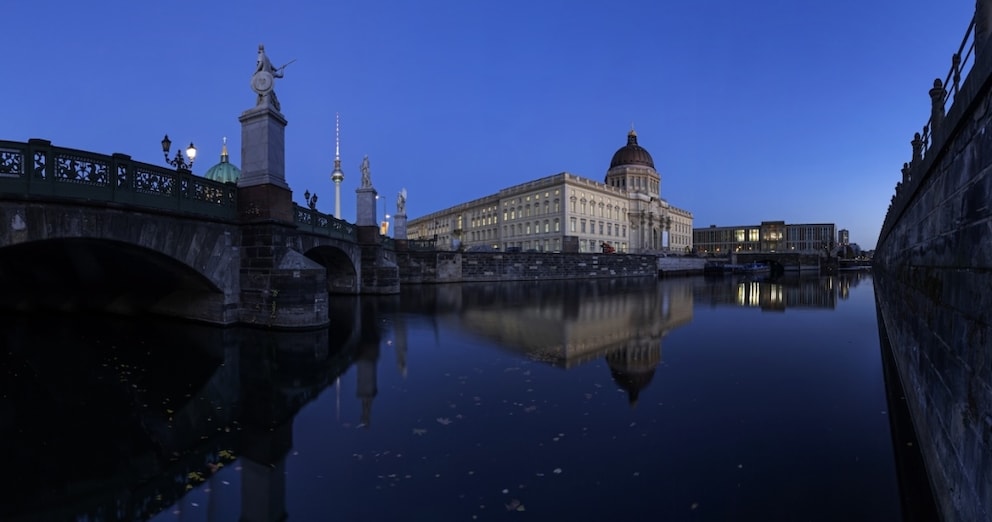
[161,134,197,171]
[303,189,318,210]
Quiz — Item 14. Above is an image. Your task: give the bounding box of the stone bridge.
[0,138,399,328]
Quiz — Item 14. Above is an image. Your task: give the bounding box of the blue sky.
[1,0,975,248]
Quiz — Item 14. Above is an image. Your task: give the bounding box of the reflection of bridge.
[0,303,365,521]
[0,138,398,327]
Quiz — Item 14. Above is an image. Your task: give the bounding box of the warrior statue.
[250,44,294,112]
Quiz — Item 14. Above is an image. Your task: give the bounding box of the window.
[554,218,560,232]
[570,218,576,232]
[581,219,586,233]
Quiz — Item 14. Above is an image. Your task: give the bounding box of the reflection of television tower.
[330,113,345,219]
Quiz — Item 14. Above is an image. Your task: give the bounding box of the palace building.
[407,130,693,254]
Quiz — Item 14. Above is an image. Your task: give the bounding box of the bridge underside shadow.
[0,238,225,318]
[305,245,359,295]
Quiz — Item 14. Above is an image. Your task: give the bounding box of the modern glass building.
[693,221,836,254]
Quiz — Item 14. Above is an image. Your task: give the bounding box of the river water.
[1,271,926,521]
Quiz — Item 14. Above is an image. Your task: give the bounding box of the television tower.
[331,113,345,219]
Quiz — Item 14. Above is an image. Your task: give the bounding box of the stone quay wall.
[397,251,658,283]
[874,26,992,522]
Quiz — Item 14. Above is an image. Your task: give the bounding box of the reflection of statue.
[360,155,371,188]
[250,44,290,111]
[397,188,407,215]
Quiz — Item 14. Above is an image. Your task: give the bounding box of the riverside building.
[407,130,693,254]
[692,221,836,254]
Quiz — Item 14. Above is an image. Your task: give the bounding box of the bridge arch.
[302,243,360,295]
[0,202,241,323]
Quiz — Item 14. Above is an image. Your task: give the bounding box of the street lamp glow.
[161,133,197,172]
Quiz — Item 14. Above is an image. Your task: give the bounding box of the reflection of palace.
[431,279,694,404]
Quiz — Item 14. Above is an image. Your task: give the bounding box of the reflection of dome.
[609,129,655,169]
[203,139,240,184]
[606,346,661,406]
[609,366,656,406]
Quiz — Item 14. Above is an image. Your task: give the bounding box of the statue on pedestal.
[250,44,294,112]
[360,155,372,188]
[397,188,407,215]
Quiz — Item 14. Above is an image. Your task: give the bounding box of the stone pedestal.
[238,106,289,190]
[356,187,377,227]
[394,213,407,240]
[238,184,294,223]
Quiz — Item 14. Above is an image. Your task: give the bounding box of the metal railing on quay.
[881,11,979,246]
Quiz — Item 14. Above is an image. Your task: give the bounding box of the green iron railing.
[406,239,437,251]
[0,139,237,220]
[294,205,358,241]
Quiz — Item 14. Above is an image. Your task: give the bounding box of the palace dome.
[203,140,240,184]
[609,129,655,169]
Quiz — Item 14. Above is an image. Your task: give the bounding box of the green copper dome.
[203,140,240,184]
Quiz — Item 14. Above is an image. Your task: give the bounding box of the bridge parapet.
[293,204,356,241]
[0,139,237,221]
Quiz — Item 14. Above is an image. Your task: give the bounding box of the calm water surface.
[2,272,910,521]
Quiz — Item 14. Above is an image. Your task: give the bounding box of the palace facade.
[407,130,693,254]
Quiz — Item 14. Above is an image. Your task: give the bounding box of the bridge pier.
[238,221,329,328]
[236,103,331,327]
[355,183,399,295]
